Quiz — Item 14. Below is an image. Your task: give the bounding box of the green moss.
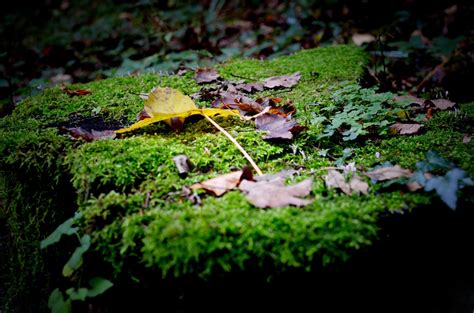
[2,45,472,311]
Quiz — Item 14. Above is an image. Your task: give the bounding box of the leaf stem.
[203,114,263,176]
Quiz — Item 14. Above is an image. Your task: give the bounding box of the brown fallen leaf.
[212,91,263,116]
[389,123,423,135]
[191,170,245,197]
[235,82,264,93]
[239,178,313,208]
[61,127,116,142]
[324,170,368,195]
[263,72,301,89]
[60,84,91,97]
[255,113,303,140]
[430,99,456,110]
[393,95,425,107]
[255,169,298,182]
[352,33,376,46]
[365,165,412,181]
[195,68,220,84]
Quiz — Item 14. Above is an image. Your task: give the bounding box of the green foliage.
[48,289,71,313]
[62,234,91,277]
[317,83,403,141]
[413,151,473,209]
[2,44,472,312]
[40,213,82,249]
[48,278,113,313]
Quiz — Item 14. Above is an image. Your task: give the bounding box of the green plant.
[41,214,113,313]
[317,83,405,141]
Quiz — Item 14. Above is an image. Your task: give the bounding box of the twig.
[203,114,263,176]
[415,58,449,93]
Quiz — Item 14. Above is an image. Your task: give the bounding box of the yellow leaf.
[145,87,197,115]
[116,87,239,134]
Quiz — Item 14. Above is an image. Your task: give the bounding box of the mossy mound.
[1,45,473,312]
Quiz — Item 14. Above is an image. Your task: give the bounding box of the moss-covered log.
[1,45,473,312]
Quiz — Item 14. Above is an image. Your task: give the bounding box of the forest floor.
[1,0,473,115]
[1,1,474,313]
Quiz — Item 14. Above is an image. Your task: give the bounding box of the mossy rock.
[1,45,473,312]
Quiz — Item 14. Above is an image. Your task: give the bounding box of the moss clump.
[1,44,472,312]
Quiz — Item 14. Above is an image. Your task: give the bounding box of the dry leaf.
[212,91,263,115]
[389,123,423,135]
[60,84,91,97]
[62,127,115,141]
[352,33,376,46]
[239,178,313,208]
[191,170,244,196]
[235,82,264,92]
[116,87,239,133]
[263,72,301,89]
[255,169,298,182]
[324,170,368,195]
[365,165,412,181]
[349,175,369,195]
[255,113,303,140]
[431,99,456,110]
[394,95,425,106]
[195,68,220,84]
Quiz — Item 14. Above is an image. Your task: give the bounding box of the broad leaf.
[62,234,91,277]
[86,277,114,297]
[191,170,245,196]
[325,170,368,195]
[365,165,412,181]
[424,168,473,209]
[116,87,239,133]
[263,72,301,88]
[48,289,71,313]
[239,178,313,208]
[194,68,220,84]
[40,212,82,249]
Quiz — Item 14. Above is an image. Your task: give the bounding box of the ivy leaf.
[48,289,72,313]
[116,87,239,133]
[62,234,91,277]
[40,212,82,249]
[424,168,473,209]
[416,150,454,172]
[87,277,114,297]
[65,288,88,301]
[64,277,113,302]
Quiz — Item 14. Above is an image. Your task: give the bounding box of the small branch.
[415,58,449,93]
[203,114,263,176]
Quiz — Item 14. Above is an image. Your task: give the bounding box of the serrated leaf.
[116,87,239,133]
